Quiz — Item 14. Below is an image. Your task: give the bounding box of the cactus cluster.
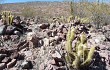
[67,16,91,24]
[1,11,14,25]
[65,27,95,69]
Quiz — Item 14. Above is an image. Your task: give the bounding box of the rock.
[43,38,49,46]
[47,30,52,37]
[10,51,19,59]
[7,59,17,68]
[0,25,6,35]
[2,57,11,63]
[51,29,57,37]
[5,25,15,35]
[27,32,37,41]
[39,63,45,70]
[39,23,50,29]
[92,34,106,44]
[45,64,59,70]
[38,39,44,47]
[27,32,39,48]
[23,51,33,57]
[21,60,32,69]
[58,66,67,70]
[10,35,20,41]
[0,63,6,70]
[49,23,56,29]
[48,59,56,65]
[98,44,107,50]
[0,48,10,55]
[51,51,61,58]
[40,46,45,56]
[54,36,62,43]
[49,37,55,43]
[2,35,11,41]
[62,28,68,34]
[9,67,18,70]
[0,54,7,62]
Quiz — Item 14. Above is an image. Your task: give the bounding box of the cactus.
[1,11,14,25]
[80,32,87,44]
[65,27,95,69]
[65,28,75,52]
[67,15,74,23]
[81,47,95,66]
[80,17,91,24]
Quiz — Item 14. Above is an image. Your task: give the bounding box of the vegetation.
[21,7,36,18]
[68,0,110,28]
[65,27,95,70]
[1,11,14,25]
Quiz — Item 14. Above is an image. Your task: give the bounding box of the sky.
[1,0,110,4]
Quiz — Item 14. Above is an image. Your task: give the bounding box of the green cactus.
[65,28,75,52]
[80,32,87,44]
[65,28,95,69]
[1,11,14,25]
[72,54,80,69]
[81,47,95,66]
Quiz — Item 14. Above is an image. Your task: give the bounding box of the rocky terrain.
[0,15,110,70]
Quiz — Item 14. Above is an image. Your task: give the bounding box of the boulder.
[39,23,50,29]
[21,60,32,69]
[7,59,17,68]
[0,63,6,70]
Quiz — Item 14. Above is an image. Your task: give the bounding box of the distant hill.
[1,2,70,17]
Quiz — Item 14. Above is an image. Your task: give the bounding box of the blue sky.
[2,0,110,3]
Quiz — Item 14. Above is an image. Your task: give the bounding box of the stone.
[27,32,36,41]
[51,29,57,37]
[39,63,45,70]
[62,28,68,34]
[23,51,33,57]
[48,59,56,65]
[21,60,32,69]
[43,38,49,46]
[49,37,55,43]
[45,64,59,70]
[10,51,19,59]
[7,59,17,68]
[2,57,11,63]
[27,32,39,48]
[0,48,10,54]
[98,44,107,50]
[9,67,18,70]
[10,35,20,41]
[0,54,7,62]
[39,23,50,29]
[5,25,15,35]
[38,39,44,47]
[51,51,61,58]
[0,63,6,70]
[47,30,52,37]
[54,36,62,43]
[49,23,56,30]
[0,25,6,35]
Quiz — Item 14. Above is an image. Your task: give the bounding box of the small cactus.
[80,32,87,44]
[1,11,14,25]
[65,27,95,69]
[65,27,75,52]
